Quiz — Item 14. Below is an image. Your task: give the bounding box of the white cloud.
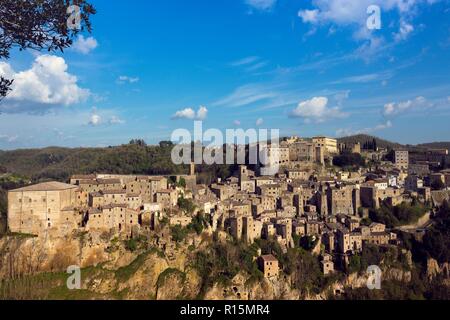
[298,0,438,51]
[0,55,89,113]
[233,120,242,126]
[290,97,347,122]
[383,96,430,116]
[213,84,277,108]
[109,116,125,125]
[245,0,277,11]
[298,9,320,23]
[172,106,208,120]
[89,113,101,126]
[333,71,393,84]
[231,56,260,66]
[117,76,140,84]
[299,0,433,26]
[256,118,264,126]
[87,108,124,126]
[394,20,414,41]
[196,106,208,120]
[72,35,98,54]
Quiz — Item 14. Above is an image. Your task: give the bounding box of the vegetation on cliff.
[369,201,429,228]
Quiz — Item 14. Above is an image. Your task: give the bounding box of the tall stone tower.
[190,162,195,176]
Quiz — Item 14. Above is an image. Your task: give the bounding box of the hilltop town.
[2,135,450,299]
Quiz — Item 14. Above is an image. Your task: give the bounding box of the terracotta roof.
[260,254,278,262]
[10,181,79,192]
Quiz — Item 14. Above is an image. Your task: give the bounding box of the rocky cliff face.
[0,232,110,279]
[0,232,448,300]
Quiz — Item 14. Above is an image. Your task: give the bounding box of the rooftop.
[10,181,79,192]
[260,254,278,262]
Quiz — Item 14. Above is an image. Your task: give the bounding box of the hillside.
[418,142,450,150]
[0,142,237,189]
[0,143,187,181]
[337,134,403,150]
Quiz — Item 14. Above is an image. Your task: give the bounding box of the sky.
[0,0,450,150]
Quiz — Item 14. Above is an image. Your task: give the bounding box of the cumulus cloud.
[172,106,208,120]
[245,0,277,11]
[383,96,430,116]
[256,118,264,126]
[0,55,89,113]
[87,108,124,126]
[289,97,347,122]
[233,120,242,126]
[72,35,98,54]
[89,113,101,126]
[117,76,140,84]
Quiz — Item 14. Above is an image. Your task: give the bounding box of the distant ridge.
[418,142,450,150]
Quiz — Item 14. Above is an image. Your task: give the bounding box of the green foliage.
[337,134,402,151]
[129,139,147,147]
[115,249,164,281]
[177,177,186,188]
[124,236,147,252]
[192,242,262,297]
[171,225,189,243]
[188,213,208,235]
[177,197,196,214]
[369,202,429,228]
[299,235,319,251]
[422,201,450,263]
[333,153,365,168]
[156,268,186,288]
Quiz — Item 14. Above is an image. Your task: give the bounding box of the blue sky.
[0,0,449,149]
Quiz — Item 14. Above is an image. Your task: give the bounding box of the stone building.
[337,228,362,254]
[325,185,360,216]
[395,150,409,170]
[312,136,338,154]
[321,254,335,275]
[87,204,139,237]
[155,189,178,208]
[8,182,80,235]
[258,255,279,278]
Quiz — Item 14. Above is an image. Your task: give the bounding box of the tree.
[129,139,147,147]
[333,153,365,168]
[0,0,96,99]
